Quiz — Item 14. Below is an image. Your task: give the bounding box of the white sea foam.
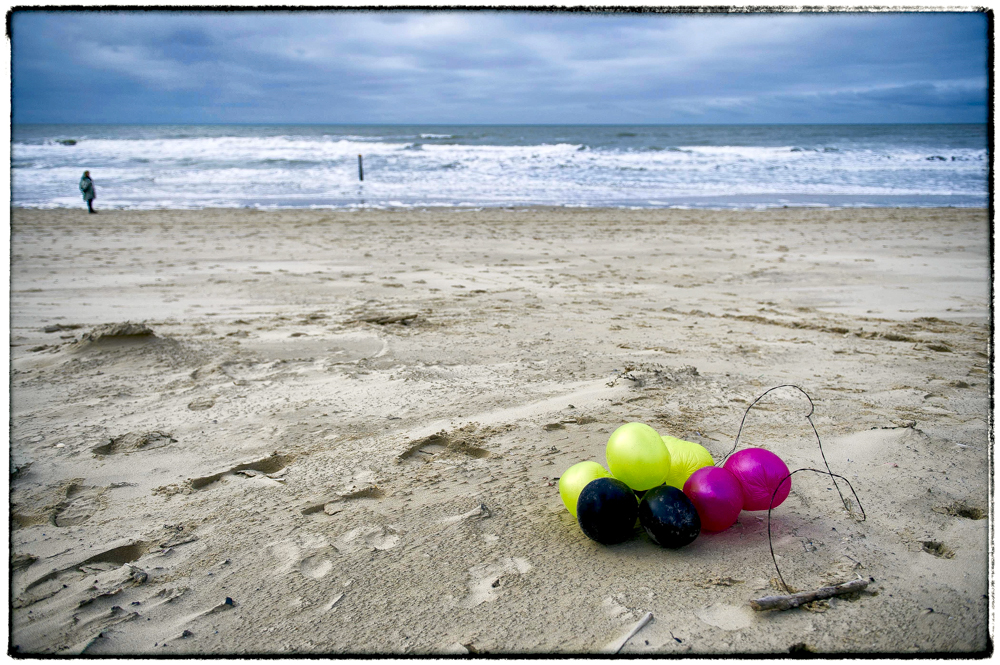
[12,127,988,209]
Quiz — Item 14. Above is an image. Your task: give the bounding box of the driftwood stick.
[750,578,870,611]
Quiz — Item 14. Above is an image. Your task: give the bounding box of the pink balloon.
[723,448,791,511]
[683,466,744,532]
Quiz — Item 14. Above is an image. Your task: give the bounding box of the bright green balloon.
[558,461,611,517]
[606,422,671,491]
[661,435,715,489]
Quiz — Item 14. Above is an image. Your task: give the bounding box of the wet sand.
[9,206,991,655]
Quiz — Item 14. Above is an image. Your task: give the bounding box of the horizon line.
[12,121,989,127]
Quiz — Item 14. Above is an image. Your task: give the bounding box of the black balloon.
[576,477,639,545]
[638,485,701,548]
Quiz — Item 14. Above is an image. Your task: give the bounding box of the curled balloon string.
[767,468,866,594]
[722,384,849,513]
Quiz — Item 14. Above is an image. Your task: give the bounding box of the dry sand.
[8,206,991,655]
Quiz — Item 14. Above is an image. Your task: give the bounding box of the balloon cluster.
[559,422,792,547]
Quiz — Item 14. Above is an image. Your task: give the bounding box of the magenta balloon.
[722,448,791,511]
[683,466,744,532]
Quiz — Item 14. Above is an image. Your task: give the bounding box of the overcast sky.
[11,10,989,125]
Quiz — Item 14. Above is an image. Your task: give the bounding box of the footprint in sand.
[398,425,493,462]
[92,431,175,456]
[933,502,987,520]
[299,555,333,580]
[54,485,106,527]
[922,541,956,559]
[601,595,633,620]
[18,539,150,607]
[461,557,532,608]
[695,603,755,631]
[187,395,216,411]
[188,452,292,490]
[299,469,385,516]
[12,479,106,528]
[266,534,334,578]
[335,526,401,553]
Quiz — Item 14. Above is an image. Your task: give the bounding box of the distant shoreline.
[13,121,990,128]
[10,204,990,213]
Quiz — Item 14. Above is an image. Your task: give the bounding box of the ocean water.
[11,124,988,210]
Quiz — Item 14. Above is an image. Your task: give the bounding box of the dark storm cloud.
[11,10,988,124]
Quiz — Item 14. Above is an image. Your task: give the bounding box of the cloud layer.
[12,10,988,124]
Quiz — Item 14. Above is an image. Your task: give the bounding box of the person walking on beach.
[79,170,96,213]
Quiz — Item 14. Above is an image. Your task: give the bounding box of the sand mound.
[80,321,155,342]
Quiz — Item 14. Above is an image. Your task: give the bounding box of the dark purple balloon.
[723,448,791,511]
[577,477,639,545]
[638,485,701,548]
[683,466,744,532]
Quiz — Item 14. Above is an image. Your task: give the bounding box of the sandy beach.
[9,206,991,655]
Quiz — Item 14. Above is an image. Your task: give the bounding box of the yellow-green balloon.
[558,461,611,517]
[662,435,715,489]
[606,422,671,491]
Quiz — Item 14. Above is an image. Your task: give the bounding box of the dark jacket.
[80,176,95,201]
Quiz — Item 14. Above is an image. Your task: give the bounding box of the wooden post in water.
[358,154,364,181]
